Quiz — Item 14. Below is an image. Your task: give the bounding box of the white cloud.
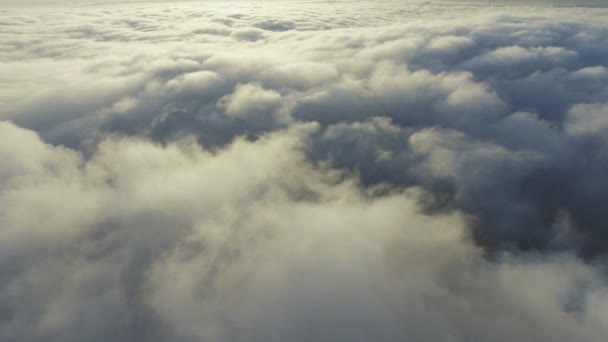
[219,82,282,118]
[1,121,608,341]
[2,1,608,341]
[565,103,608,139]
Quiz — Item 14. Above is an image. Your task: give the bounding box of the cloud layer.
[2,1,608,341]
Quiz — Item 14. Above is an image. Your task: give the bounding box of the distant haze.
[1,0,607,7]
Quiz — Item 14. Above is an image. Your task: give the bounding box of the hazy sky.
[1,0,607,6]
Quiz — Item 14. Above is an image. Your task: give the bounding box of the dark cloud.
[2,1,608,341]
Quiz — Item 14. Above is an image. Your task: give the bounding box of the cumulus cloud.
[2,120,608,342]
[218,82,282,118]
[2,0,608,341]
[565,103,608,139]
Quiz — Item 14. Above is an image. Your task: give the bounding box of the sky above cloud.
[2,0,608,6]
[2,0,608,341]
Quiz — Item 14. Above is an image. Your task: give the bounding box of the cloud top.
[2,1,608,341]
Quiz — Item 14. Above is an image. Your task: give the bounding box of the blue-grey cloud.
[2,1,608,341]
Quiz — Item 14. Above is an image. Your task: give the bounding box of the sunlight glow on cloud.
[2,1,608,341]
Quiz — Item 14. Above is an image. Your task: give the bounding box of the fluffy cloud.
[2,0,608,341]
[1,120,608,342]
